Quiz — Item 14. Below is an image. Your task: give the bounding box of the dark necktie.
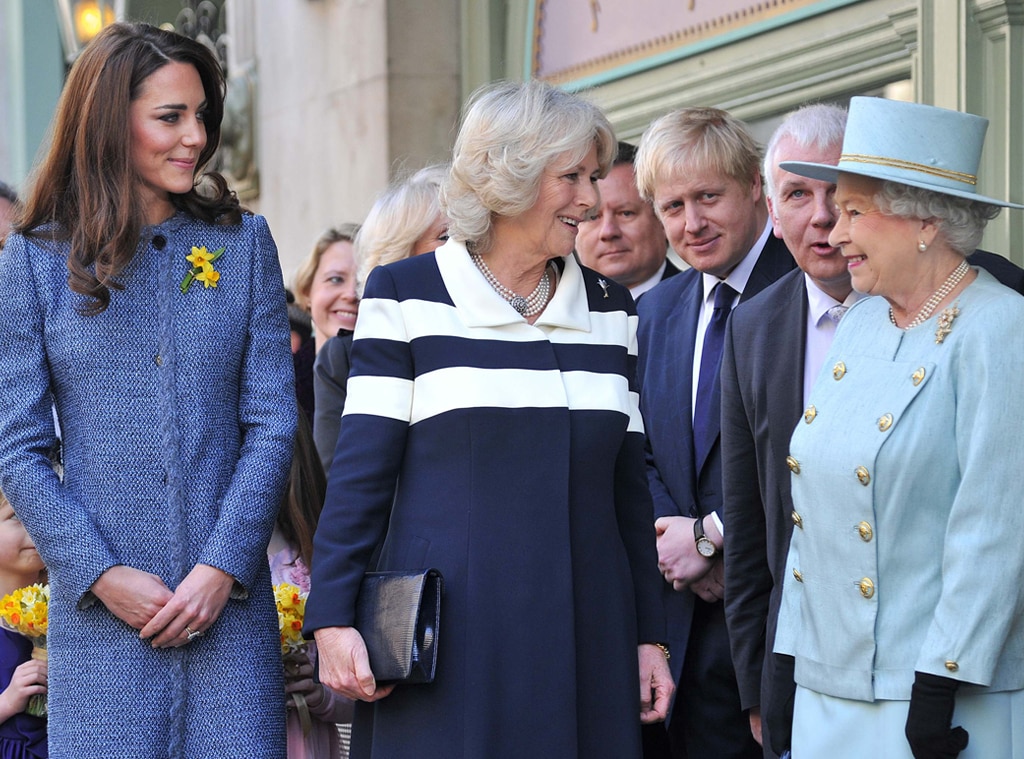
[693,282,737,468]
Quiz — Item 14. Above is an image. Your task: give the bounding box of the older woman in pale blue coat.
[774,97,1024,759]
[0,24,294,759]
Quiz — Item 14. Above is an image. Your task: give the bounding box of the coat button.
[945,661,959,672]
[155,355,163,367]
[855,466,871,486]
[833,361,846,380]
[793,569,803,583]
[153,234,167,250]
[792,511,803,529]
[878,413,893,432]
[787,456,800,474]
[858,577,875,598]
[857,521,873,541]
[803,405,817,423]
[912,367,926,386]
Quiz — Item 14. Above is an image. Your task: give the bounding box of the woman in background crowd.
[313,165,448,468]
[294,225,361,352]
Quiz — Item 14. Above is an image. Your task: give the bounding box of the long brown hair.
[278,411,327,569]
[16,22,240,315]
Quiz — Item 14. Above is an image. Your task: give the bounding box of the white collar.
[436,239,591,332]
[628,260,668,299]
[804,273,861,324]
[700,218,773,304]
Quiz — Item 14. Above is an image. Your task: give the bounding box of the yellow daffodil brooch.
[180,245,225,293]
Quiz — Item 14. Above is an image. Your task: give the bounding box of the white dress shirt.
[802,274,862,406]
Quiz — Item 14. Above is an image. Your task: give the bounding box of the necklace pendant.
[510,295,529,314]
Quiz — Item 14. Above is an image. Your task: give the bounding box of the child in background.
[269,414,353,758]
[0,490,47,759]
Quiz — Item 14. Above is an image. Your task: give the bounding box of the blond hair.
[442,79,615,253]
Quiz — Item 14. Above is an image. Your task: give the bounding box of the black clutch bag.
[354,568,443,684]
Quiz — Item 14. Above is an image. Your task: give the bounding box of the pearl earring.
[918,240,927,252]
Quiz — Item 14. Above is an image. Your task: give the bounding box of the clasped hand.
[0,657,47,722]
[91,563,234,648]
[654,516,724,602]
[283,650,325,710]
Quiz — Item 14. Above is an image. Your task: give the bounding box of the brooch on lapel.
[180,245,226,293]
[597,278,610,298]
[935,303,960,344]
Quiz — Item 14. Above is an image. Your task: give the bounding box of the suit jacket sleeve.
[313,332,353,471]
[720,315,773,710]
[617,304,668,642]
[918,297,1024,684]
[305,265,411,631]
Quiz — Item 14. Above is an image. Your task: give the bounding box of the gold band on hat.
[840,153,977,186]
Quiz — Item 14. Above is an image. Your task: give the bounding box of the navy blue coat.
[306,240,666,759]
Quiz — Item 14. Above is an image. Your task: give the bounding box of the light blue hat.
[780,96,1024,209]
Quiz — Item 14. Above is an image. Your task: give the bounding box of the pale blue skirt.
[793,685,1024,758]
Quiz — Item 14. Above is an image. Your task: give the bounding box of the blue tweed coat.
[305,240,666,759]
[0,212,296,758]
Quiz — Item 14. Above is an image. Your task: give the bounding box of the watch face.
[696,538,717,558]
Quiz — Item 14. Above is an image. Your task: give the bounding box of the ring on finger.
[184,625,204,642]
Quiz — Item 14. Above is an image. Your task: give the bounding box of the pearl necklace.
[471,252,552,317]
[889,259,970,330]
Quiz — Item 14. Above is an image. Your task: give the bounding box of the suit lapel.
[674,276,702,478]
[765,273,808,514]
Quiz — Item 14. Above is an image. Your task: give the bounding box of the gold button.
[787,455,800,474]
[833,361,846,380]
[792,511,803,529]
[858,577,875,598]
[912,367,926,386]
[945,660,959,672]
[155,355,163,367]
[793,569,804,583]
[856,466,871,486]
[857,521,873,542]
[878,413,893,432]
[804,405,817,424]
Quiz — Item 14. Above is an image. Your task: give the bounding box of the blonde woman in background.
[313,166,448,468]
[354,163,449,295]
[293,224,361,352]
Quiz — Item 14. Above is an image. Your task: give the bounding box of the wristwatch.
[693,516,719,559]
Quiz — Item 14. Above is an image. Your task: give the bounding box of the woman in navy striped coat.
[305,80,673,758]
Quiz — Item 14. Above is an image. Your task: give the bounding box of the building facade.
[3,0,1022,276]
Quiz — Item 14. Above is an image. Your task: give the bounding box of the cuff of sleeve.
[711,511,724,538]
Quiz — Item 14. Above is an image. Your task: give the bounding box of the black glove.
[765,653,796,756]
[905,671,969,759]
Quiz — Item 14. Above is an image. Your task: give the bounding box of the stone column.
[917,0,1024,261]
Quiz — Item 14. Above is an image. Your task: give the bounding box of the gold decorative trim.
[840,154,977,186]
[534,0,821,85]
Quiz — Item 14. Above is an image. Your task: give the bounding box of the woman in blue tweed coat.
[0,24,295,758]
[305,80,673,758]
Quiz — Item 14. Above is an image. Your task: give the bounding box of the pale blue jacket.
[775,269,1024,701]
